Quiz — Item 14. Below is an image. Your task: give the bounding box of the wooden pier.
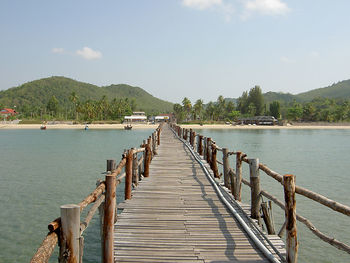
[114,126,283,262]
[31,123,350,263]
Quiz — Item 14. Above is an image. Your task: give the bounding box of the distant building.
[1,108,17,120]
[237,116,278,126]
[124,112,147,123]
[154,113,174,122]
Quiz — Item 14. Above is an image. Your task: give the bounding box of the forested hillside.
[0,76,173,120]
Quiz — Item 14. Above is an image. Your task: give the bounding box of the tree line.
[173,85,350,123]
[9,92,136,122]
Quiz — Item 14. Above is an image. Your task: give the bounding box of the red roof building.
[1,108,17,119]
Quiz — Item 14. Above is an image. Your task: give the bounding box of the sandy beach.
[0,123,160,130]
[180,124,350,129]
[1,123,350,130]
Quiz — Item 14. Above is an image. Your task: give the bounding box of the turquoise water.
[0,128,349,262]
[194,128,350,263]
[0,129,152,263]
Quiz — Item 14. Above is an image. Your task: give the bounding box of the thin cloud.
[310,51,320,58]
[52,47,64,54]
[76,47,102,60]
[280,56,295,64]
[244,0,290,15]
[182,0,223,10]
[181,0,234,21]
[181,0,289,21]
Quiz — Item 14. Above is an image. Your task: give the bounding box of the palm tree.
[193,99,204,121]
[182,97,192,121]
[216,95,226,120]
[69,92,79,120]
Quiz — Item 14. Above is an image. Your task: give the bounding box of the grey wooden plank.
[113,126,284,263]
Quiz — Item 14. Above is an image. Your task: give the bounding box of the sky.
[1,0,350,103]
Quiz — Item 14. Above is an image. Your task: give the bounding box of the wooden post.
[106,160,118,223]
[148,136,153,159]
[157,128,160,145]
[125,149,133,200]
[152,133,156,155]
[132,152,138,186]
[229,168,236,197]
[96,180,104,263]
[182,128,186,139]
[59,204,80,263]
[223,148,230,188]
[211,143,219,178]
[198,135,203,156]
[235,152,243,201]
[144,140,151,177]
[206,138,211,164]
[261,201,276,235]
[249,158,261,220]
[189,129,193,146]
[192,131,196,150]
[203,137,207,160]
[106,159,116,172]
[103,175,116,263]
[283,174,298,263]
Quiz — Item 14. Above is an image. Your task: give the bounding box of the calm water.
[0,129,152,263]
[0,128,349,262]
[195,128,350,263]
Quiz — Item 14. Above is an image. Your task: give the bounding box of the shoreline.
[180,124,350,129]
[1,123,350,130]
[0,123,159,130]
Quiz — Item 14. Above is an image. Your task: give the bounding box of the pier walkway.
[115,126,281,263]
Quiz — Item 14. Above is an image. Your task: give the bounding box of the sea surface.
[0,127,349,262]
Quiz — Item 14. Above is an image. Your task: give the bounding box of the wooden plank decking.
[114,126,280,263]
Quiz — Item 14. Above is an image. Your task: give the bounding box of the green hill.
[262,79,350,105]
[295,79,350,102]
[0,76,173,114]
[263,91,296,105]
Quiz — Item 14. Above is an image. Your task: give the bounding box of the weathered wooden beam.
[249,158,261,220]
[103,175,116,263]
[211,143,219,178]
[234,151,243,201]
[206,138,211,164]
[261,201,276,235]
[144,139,151,177]
[189,129,193,146]
[106,159,116,173]
[30,231,58,263]
[198,135,203,156]
[132,152,138,186]
[77,183,106,212]
[125,149,133,200]
[229,168,236,197]
[283,174,298,263]
[157,128,160,145]
[59,204,80,263]
[222,148,230,188]
[192,131,196,150]
[257,162,350,217]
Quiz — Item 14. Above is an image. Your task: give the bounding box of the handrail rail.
[170,123,350,262]
[30,123,164,263]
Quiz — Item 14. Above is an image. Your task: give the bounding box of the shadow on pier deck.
[115,126,283,263]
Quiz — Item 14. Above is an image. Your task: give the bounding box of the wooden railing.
[170,124,350,263]
[30,124,163,263]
